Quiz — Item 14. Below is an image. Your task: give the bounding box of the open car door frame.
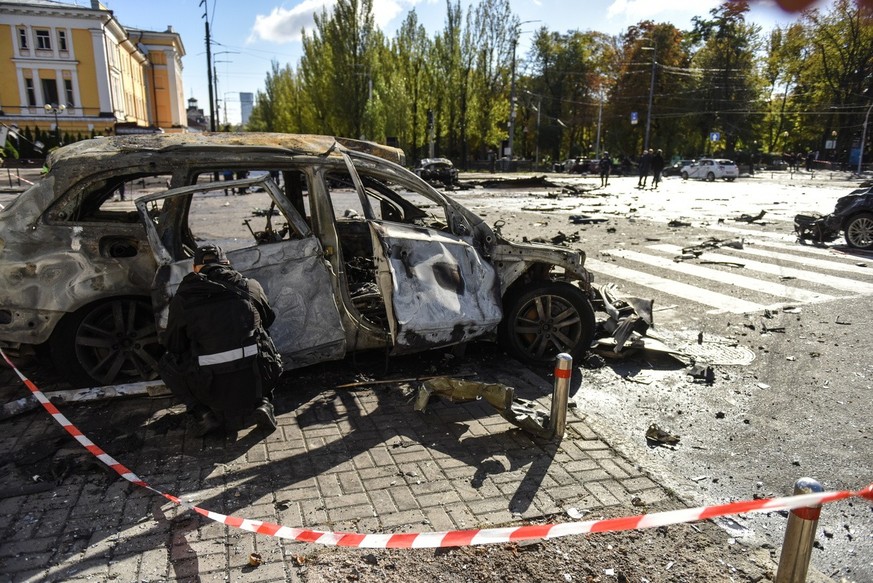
[134,176,347,370]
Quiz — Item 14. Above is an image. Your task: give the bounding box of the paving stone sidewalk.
[0,357,704,582]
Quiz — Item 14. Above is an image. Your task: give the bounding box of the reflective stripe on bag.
[197,344,258,366]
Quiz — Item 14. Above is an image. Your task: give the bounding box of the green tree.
[686,1,761,156]
[468,0,518,159]
[799,0,873,161]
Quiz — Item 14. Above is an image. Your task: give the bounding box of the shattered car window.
[148,173,312,259]
[46,173,172,223]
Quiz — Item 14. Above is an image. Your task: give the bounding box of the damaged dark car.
[794,186,873,249]
[0,133,598,387]
[413,157,459,187]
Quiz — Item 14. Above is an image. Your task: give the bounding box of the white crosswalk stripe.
[585,258,770,313]
[602,248,839,304]
[649,244,873,294]
[587,235,873,314]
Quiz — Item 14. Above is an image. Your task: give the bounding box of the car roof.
[420,158,453,165]
[45,132,406,170]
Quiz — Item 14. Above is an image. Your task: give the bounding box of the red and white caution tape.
[3,348,872,548]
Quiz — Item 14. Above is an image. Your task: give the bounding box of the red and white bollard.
[547,353,573,439]
[776,477,824,583]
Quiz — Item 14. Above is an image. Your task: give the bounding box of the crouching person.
[158,245,283,436]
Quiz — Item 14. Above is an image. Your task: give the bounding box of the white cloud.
[249,0,337,44]
[249,0,427,44]
[606,0,719,22]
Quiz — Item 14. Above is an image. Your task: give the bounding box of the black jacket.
[162,264,280,421]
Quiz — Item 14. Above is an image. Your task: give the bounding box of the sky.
[94,0,833,125]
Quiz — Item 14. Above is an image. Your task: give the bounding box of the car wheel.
[726,177,736,182]
[499,282,595,366]
[50,297,163,387]
[844,212,873,250]
[706,172,716,182]
[681,172,688,180]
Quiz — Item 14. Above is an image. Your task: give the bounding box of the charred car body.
[794,186,873,250]
[413,157,458,187]
[0,134,596,387]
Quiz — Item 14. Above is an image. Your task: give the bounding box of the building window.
[64,79,75,107]
[41,79,59,106]
[35,29,51,50]
[18,27,28,49]
[58,30,67,51]
[25,78,36,107]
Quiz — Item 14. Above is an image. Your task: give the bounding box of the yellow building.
[0,0,186,147]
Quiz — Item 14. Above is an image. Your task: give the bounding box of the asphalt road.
[452,169,873,582]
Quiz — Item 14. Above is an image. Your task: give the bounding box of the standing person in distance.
[651,149,665,189]
[637,149,652,189]
[158,245,283,436]
[598,152,612,187]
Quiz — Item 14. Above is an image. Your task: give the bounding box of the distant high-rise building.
[0,0,187,140]
[240,92,253,127]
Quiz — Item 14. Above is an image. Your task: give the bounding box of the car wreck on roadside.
[413,157,459,187]
[0,133,603,388]
[794,186,873,249]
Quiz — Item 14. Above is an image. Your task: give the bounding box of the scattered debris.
[699,260,745,268]
[645,423,680,446]
[595,284,655,353]
[733,210,766,223]
[416,377,563,438]
[0,380,170,421]
[582,353,606,369]
[566,507,585,519]
[623,373,654,385]
[569,214,608,224]
[472,175,558,189]
[761,323,785,334]
[668,219,692,228]
[687,364,715,384]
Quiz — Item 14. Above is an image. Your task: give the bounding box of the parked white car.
[680,158,739,182]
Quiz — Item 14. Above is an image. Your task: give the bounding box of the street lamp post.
[44,103,65,146]
[526,90,542,167]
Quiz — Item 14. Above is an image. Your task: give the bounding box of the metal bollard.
[545,353,573,439]
[775,477,824,583]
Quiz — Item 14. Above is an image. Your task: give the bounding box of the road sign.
[630,112,638,125]
[710,132,720,142]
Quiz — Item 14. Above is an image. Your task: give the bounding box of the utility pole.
[644,41,656,151]
[201,0,216,132]
[507,36,517,164]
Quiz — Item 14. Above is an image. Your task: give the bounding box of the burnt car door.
[339,151,503,354]
[135,176,347,369]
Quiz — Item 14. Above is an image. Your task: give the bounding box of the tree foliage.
[246,0,873,166]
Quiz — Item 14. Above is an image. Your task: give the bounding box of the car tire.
[706,172,716,182]
[49,297,163,388]
[681,172,689,180]
[726,177,736,182]
[844,212,873,250]
[498,282,595,366]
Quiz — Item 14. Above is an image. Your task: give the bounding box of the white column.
[89,28,112,114]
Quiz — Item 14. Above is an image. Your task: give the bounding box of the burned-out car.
[413,157,458,187]
[0,133,596,387]
[794,186,873,249]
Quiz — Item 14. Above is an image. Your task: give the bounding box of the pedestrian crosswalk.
[586,228,873,314]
